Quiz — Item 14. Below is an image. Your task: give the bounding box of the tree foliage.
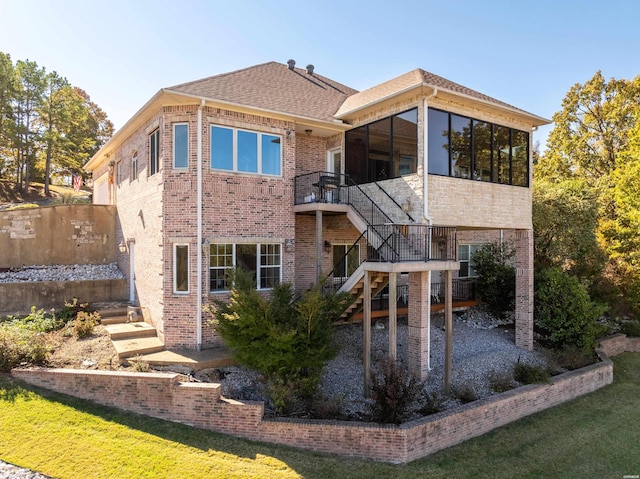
[532,178,605,280]
[0,51,113,192]
[207,269,351,414]
[472,242,515,318]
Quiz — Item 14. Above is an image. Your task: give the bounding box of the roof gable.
[166,61,358,122]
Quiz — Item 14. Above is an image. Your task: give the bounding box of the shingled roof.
[166,61,358,122]
[336,69,543,122]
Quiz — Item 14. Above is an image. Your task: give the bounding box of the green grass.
[2,354,640,478]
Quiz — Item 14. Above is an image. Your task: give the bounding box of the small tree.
[472,242,516,318]
[207,269,350,414]
[535,267,607,350]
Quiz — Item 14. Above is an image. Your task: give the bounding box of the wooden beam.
[316,210,322,281]
[388,272,397,361]
[363,270,372,395]
[444,269,453,394]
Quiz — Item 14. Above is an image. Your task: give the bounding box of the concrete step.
[100,315,130,325]
[132,348,236,371]
[112,336,165,359]
[104,322,157,340]
[96,307,130,318]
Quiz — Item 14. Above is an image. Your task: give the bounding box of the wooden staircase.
[340,271,389,320]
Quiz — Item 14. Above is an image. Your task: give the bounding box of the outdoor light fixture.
[118,241,127,253]
[305,129,312,136]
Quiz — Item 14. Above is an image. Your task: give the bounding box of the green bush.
[453,383,478,404]
[514,362,551,384]
[620,320,640,337]
[543,345,597,373]
[58,298,93,323]
[0,325,50,371]
[472,242,516,318]
[10,307,63,333]
[418,390,447,416]
[369,359,423,424]
[74,311,100,338]
[207,268,351,414]
[535,267,608,350]
[487,369,516,393]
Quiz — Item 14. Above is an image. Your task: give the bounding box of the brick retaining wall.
[598,333,640,357]
[12,353,614,464]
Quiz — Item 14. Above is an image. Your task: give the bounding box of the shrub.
[0,325,50,371]
[514,362,551,384]
[487,369,516,393]
[453,383,478,404]
[207,268,351,415]
[543,345,596,373]
[128,356,151,372]
[535,267,608,350]
[620,320,640,337]
[58,298,93,323]
[13,307,63,333]
[418,390,447,416]
[472,242,516,318]
[369,359,423,424]
[74,311,100,338]
[310,393,345,420]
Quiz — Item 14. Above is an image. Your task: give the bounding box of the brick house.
[84,60,549,381]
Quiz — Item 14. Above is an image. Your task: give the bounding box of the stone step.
[96,307,130,318]
[100,315,130,325]
[112,336,165,359]
[104,321,157,340]
[132,348,235,371]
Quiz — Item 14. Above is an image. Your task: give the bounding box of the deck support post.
[389,271,397,361]
[444,269,453,394]
[363,270,372,395]
[407,271,431,381]
[315,210,322,281]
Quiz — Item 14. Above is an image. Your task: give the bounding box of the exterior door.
[327,149,343,202]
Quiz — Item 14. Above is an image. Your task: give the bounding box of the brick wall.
[598,334,640,356]
[12,356,613,464]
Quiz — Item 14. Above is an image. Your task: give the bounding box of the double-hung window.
[173,123,188,169]
[149,128,160,176]
[458,244,482,278]
[209,243,281,291]
[131,152,138,181]
[210,125,281,176]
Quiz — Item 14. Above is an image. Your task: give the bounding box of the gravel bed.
[0,263,124,283]
[0,461,51,479]
[215,307,549,419]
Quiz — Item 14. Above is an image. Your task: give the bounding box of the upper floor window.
[345,108,418,184]
[173,123,189,169]
[131,151,138,181]
[149,128,160,176]
[428,108,530,187]
[210,125,281,176]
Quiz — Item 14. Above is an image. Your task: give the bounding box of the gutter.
[196,99,204,351]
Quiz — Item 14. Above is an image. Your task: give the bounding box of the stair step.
[100,315,130,325]
[131,348,235,370]
[104,322,157,340]
[112,336,165,359]
[96,307,130,318]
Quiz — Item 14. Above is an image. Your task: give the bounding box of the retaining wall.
[0,204,116,268]
[12,354,614,464]
[598,333,640,357]
[0,279,127,315]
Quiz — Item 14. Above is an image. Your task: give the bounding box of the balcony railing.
[366,224,457,263]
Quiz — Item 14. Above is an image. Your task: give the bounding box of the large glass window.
[428,108,530,187]
[427,108,449,176]
[149,129,160,176]
[210,125,281,176]
[209,243,281,291]
[173,123,188,169]
[173,244,189,294]
[345,108,418,184]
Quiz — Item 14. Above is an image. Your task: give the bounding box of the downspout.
[423,88,437,371]
[196,99,205,351]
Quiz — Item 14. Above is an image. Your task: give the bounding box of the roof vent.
[287,59,296,70]
[306,64,314,75]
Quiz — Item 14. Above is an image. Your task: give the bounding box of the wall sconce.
[285,238,295,253]
[402,198,411,213]
[202,238,210,253]
[305,129,312,136]
[286,129,293,138]
[118,241,127,253]
[323,240,331,253]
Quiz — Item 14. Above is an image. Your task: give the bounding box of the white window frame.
[210,125,282,176]
[173,123,189,169]
[209,243,282,292]
[332,243,360,278]
[458,244,483,278]
[173,243,190,294]
[131,152,138,182]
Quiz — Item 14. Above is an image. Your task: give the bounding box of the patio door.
[327,149,343,202]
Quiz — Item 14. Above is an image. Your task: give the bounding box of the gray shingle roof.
[166,61,359,122]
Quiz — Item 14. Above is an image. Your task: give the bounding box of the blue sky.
[3,0,639,150]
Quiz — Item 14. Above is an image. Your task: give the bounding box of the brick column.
[408,271,430,380]
[515,229,534,351]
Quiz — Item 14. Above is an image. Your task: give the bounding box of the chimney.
[306,64,314,75]
[287,59,296,70]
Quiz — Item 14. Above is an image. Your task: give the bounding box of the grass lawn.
[1,354,639,479]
